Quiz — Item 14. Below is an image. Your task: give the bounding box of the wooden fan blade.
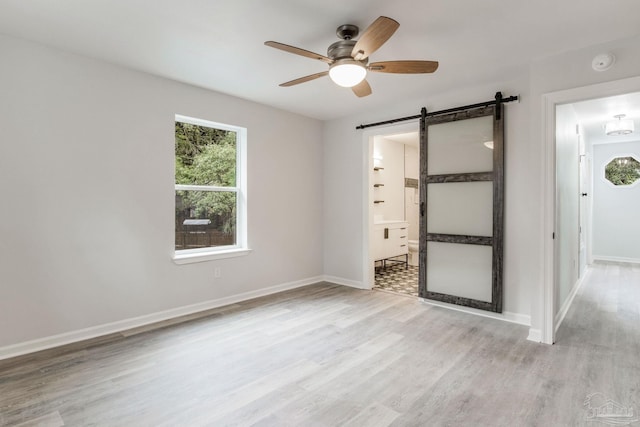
[265,41,332,64]
[352,79,372,97]
[368,60,439,74]
[279,71,329,87]
[351,16,399,61]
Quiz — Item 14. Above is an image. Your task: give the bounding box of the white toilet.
[408,240,419,266]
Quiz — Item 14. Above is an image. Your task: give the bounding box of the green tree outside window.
[175,122,237,248]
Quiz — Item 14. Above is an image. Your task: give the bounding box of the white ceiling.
[1,1,640,121]
[571,92,640,146]
[385,132,419,148]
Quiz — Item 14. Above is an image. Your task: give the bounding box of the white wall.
[592,141,640,262]
[404,145,420,241]
[0,34,324,350]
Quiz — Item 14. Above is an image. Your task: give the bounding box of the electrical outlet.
[214,267,221,278]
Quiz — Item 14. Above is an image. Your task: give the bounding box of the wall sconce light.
[605,114,634,136]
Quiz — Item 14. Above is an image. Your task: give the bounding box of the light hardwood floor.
[1,262,638,426]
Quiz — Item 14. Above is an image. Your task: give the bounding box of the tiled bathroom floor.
[374,264,419,297]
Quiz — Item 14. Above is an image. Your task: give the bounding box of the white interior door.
[578,146,589,277]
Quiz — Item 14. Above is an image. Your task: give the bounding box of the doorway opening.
[365,124,420,298]
[542,76,640,344]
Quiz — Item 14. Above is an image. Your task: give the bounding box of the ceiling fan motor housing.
[328,40,356,60]
[330,24,365,62]
[327,40,368,67]
[336,24,359,40]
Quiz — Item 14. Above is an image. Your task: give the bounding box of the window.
[604,155,640,187]
[174,115,248,263]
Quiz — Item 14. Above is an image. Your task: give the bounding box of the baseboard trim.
[593,255,640,265]
[0,276,324,361]
[527,328,542,343]
[322,275,366,289]
[418,298,531,327]
[554,268,589,333]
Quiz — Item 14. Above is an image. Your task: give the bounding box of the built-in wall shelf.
[374,165,384,203]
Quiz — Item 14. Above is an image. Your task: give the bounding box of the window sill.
[173,248,252,265]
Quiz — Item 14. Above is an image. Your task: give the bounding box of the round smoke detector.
[592,53,615,72]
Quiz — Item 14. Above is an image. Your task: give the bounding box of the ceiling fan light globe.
[329,61,367,87]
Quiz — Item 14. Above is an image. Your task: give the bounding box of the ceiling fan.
[264,16,438,97]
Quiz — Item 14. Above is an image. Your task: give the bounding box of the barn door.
[418,103,504,312]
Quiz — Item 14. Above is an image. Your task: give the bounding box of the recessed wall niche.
[604,155,640,186]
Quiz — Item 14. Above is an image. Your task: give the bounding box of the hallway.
[554,262,640,388]
[552,261,640,420]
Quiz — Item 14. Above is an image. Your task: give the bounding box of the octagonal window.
[605,156,640,186]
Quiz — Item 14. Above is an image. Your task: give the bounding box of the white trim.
[593,255,640,264]
[527,328,542,343]
[363,133,374,290]
[541,94,557,345]
[175,184,238,192]
[236,126,248,251]
[540,75,640,346]
[419,298,531,326]
[322,275,366,289]
[175,114,241,133]
[0,276,322,361]
[554,267,590,333]
[173,248,252,264]
[587,149,595,267]
[174,115,248,259]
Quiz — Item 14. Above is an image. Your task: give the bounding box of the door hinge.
[552,232,555,239]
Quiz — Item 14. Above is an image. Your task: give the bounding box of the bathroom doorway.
[366,126,420,297]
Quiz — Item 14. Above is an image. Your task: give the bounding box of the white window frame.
[173,114,250,264]
[601,153,640,189]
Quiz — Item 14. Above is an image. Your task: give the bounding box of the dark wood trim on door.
[426,172,493,184]
[491,101,505,313]
[419,100,505,313]
[426,233,493,246]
